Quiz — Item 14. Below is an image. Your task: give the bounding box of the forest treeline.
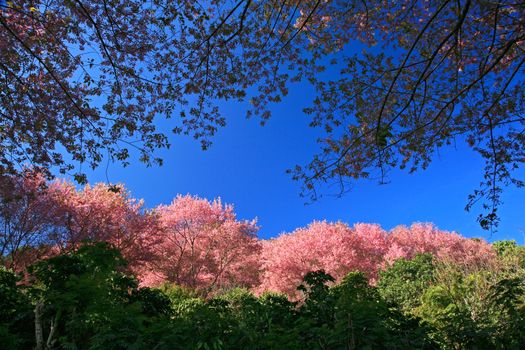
[1,171,525,348]
[2,241,525,349]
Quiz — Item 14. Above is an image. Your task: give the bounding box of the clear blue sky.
[80,81,525,243]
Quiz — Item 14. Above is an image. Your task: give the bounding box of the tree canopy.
[1,0,524,227]
[2,240,525,349]
[0,172,497,296]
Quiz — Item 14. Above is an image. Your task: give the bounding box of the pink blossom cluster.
[0,172,158,272]
[139,195,261,292]
[258,221,494,298]
[0,172,495,298]
[0,173,261,293]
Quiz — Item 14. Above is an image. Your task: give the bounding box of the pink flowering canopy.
[0,170,59,270]
[0,170,156,271]
[259,221,494,298]
[385,223,495,266]
[45,180,159,267]
[140,195,261,292]
[0,171,498,297]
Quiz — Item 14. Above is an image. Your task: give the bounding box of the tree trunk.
[46,315,57,349]
[34,302,44,350]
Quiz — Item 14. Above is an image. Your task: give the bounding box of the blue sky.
[80,79,525,244]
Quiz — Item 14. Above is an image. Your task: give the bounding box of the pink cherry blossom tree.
[0,170,59,270]
[140,195,261,293]
[0,171,158,272]
[258,221,494,298]
[46,181,159,267]
[385,223,495,266]
[258,221,389,298]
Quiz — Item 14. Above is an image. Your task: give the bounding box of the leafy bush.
[377,253,436,312]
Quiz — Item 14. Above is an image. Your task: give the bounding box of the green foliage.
[493,240,525,267]
[377,253,436,312]
[26,242,170,350]
[157,282,201,305]
[152,287,302,350]
[4,243,525,349]
[0,267,27,324]
[417,266,525,349]
[492,240,518,256]
[130,287,172,318]
[0,267,33,349]
[0,323,19,350]
[294,270,432,349]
